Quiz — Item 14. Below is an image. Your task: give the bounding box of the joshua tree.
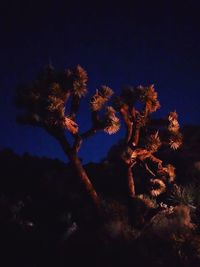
[15,64,182,209]
[15,64,120,210]
[113,85,182,198]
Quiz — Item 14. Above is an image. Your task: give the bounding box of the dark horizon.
[1,1,200,163]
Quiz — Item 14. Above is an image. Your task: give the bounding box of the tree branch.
[127,164,136,198]
[69,95,81,120]
[119,107,133,143]
[53,131,101,209]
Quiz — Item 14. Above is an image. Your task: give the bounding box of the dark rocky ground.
[0,125,200,267]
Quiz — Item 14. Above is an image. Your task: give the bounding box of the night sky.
[0,1,200,163]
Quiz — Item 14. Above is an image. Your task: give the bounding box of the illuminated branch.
[53,131,100,209]
[15,65,102,210]
[68,65,88,120]
[72,87,120,152]
[119,106,133,143]
[144,163,156,177]
[113,85,181,198]
[127,163,136,197]
[15,64,182,206]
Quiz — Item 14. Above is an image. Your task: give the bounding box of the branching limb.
[144,163,156,177]
[69,95,81,120]
[54,130,101,209]
[132,127,140,146]
[72,128,98,153]
[149,154,163,168]
[127,162,136,198]
[72,109,106,152]
[119,107,133,143]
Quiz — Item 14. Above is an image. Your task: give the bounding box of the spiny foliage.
[110,84,183,199]
[66,64,88,97]
[15,64,121,208]
[90,86,113,111]
[89,86,120,135]
[104,106,120,135]
[15,65,120,138]
[169,184,200,209]
[12,64,200,267]
[15,64,88,132]
[114,84,160,115]
[15,64,183,203]
[167,111,183,150]
[146,131,162,152]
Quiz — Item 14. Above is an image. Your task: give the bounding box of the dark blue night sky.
[0,1,200,163]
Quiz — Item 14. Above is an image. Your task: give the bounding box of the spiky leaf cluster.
[146,131,162,152]
[149,178,166,197]
[169,184,200,209]
[167,111,183,150]
[104,107,120,135]
[15,65,88,133]
[158,164,176,183]
[113,85,160,114]
[90,86,120,135]
[138,84,161,113]
[66,65,88,97]
[90,86,113,111]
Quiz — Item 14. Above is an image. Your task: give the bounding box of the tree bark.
[127,166,135,198]
[120,108,133,143]
[55,131,101,209]
[132,127,140,146]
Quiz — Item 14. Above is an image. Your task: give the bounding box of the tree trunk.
[120,108,133,143]
[56,132,101,209]
[127,166,135,198]
[132,127,140,146]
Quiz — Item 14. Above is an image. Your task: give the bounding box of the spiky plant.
[113,84,182,198]
[104,106,120,135]
[90,86,113,111]
[16,65,182,209]
[168,184,200,209]
[15,64,119,210]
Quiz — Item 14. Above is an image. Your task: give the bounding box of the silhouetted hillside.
[0,125,200,267]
